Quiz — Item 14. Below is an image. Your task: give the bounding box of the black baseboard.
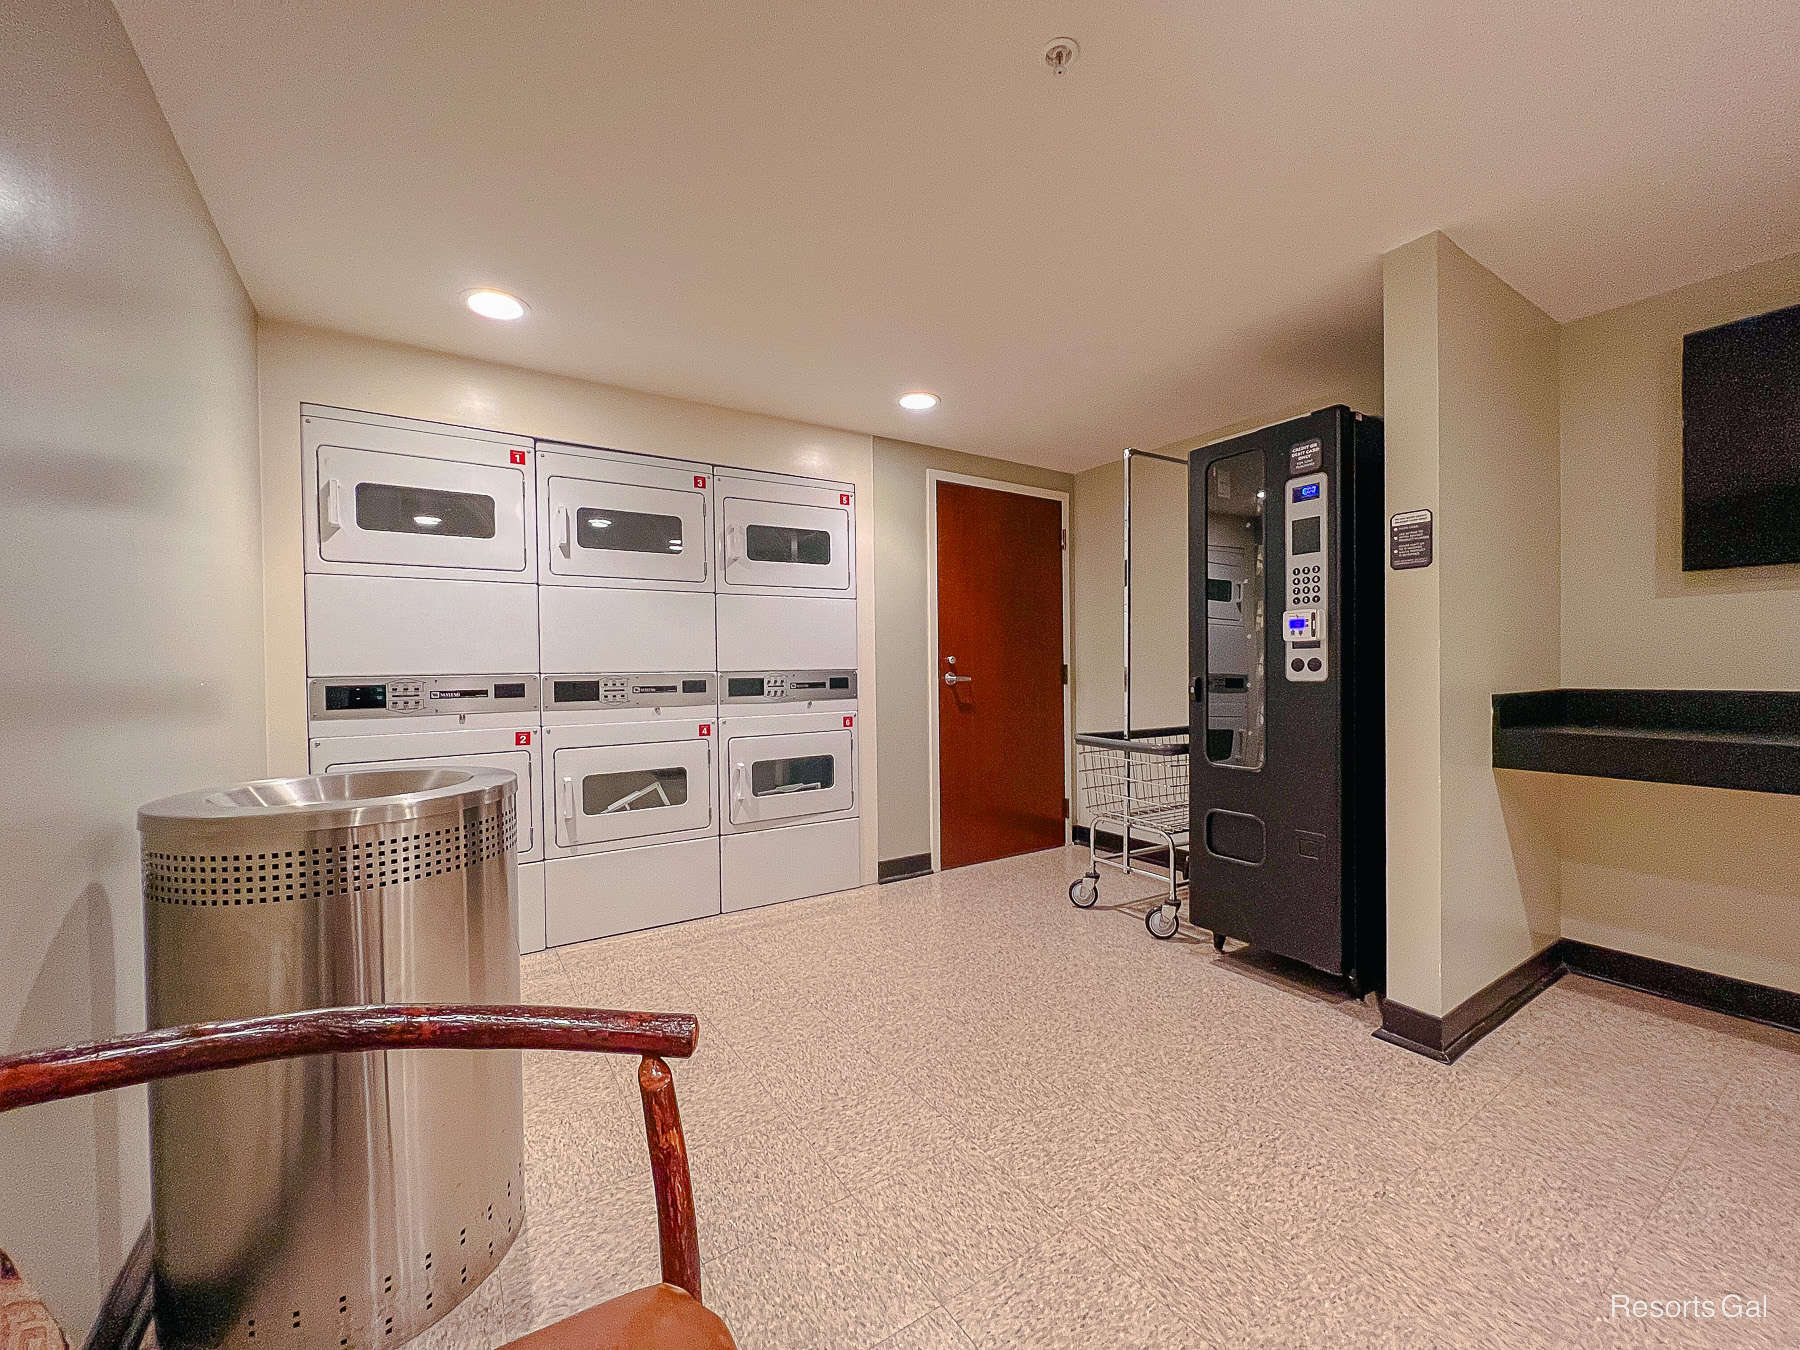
[1375,942,1565,1064]
[1377,937,1800,1064]
[1559,939,1800,1036]
[878,853,933,884]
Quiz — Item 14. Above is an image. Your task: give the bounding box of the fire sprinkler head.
[1043,37,1080,75]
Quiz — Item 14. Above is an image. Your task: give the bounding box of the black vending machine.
[1188,406,1385,994]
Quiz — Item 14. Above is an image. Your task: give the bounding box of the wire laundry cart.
[1070,727,1189,937]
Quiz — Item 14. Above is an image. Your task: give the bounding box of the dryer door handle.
[558,774,576,825]
[731,761,748,810]
[556,506,572,558]
[725,524,742,566]
[320,477,344,539]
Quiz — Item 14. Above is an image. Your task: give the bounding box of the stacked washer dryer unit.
[535,445,723,944]
[301,406,547,952]
[714,470,861,912]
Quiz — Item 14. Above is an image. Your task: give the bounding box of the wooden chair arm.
[0,1004,698,1111]
[0,1004,707,1302]
[638,1057,702,1298]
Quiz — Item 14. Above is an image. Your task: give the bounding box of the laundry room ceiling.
[114,1,1800,469]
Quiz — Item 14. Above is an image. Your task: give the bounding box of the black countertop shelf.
[1492,689,1800,796]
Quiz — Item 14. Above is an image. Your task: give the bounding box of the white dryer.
[304,405,536,581]
[716,672,860,913]
[713,469,856,672]
[306,677,546,954]
[303,406,539,676]
[540,675,721,946]
[535,444,718,676]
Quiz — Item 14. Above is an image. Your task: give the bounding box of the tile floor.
[420,848,1800,1349]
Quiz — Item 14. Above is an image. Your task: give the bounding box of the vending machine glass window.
[1204,448,1265,769]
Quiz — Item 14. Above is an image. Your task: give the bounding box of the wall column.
[1382,232,1563,1018]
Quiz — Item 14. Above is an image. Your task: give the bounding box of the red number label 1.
[510,449,527,466]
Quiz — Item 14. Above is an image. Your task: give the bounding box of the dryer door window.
[555,739,713,847]
[356,482,497,539]
[317,444,527,572]
[721,497,850,591]
[546,475,707,583]
[727,729,855,825]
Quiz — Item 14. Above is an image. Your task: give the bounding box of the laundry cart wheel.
[1145,906,1179,940]
[1069,874,1099,908]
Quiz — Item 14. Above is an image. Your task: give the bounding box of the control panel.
[1283,471,1329,683]
[308,674,539,721]
[547,672,715,712]
[721,669,857,705]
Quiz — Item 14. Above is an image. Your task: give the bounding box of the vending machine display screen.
[1292,516,1322,556]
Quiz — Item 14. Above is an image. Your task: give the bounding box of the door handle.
[558,775,575,824]
[557,507,571,557]
[320,478,344,539]
[942,672,973,687]
[725,524,742,564]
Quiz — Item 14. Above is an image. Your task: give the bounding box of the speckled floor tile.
[517,949,575,1003]
[836,1149,1065,1301]
[872,1308,976,1349]
[943,1229,1203,1350]
[700,1196,940,1350]
[430,847,1800,1349]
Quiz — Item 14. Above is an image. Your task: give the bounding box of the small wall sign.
[1390,509,1434,570]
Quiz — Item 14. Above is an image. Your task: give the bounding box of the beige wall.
[1069,389,1382,827]
[871,438,1071,863]
[1381,238,1448,1009]
[1383,233,1563,1016]
[1557,251,1800,990]
[0,0,266,1332]
[256,321,881,883]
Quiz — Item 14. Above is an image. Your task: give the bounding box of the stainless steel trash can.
[138,769,524,1350]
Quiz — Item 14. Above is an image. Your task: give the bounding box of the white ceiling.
[115,1,1800,470]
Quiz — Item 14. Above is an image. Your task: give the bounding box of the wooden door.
[936,481,1066,869]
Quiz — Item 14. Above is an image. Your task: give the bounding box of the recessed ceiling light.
[898,391,939,411]
[465,288,526,321]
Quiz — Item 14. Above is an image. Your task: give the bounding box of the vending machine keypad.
[1283,472,1329,683]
